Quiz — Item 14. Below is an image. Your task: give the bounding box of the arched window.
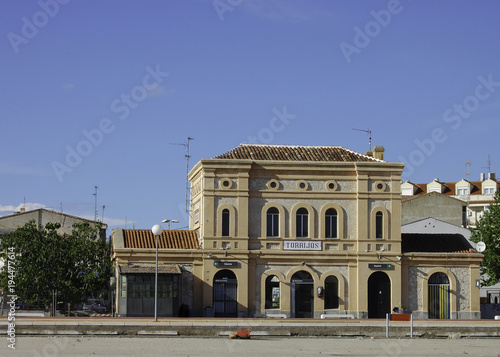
[222,209,230,237]
[375,211,383,239]
[265,275,280,309]
[324,275,339,309]
[266,207,279,237]
[296,208,308,238]
[325,208,338,239]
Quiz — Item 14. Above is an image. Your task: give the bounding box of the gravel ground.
[5,336,500,357]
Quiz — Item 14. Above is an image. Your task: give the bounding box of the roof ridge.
[213,144,384,162]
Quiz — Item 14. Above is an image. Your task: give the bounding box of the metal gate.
[428,273,450,319]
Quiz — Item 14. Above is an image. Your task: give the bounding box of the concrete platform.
[3,317,500,338]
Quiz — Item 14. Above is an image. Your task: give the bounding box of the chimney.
[365,150,373,157]
[373,146,385,160]
[480,173,485,181]
[488,172,496,180]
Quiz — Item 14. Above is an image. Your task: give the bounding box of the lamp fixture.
[162,219,179,229]
[221,245,231,257]
[378,248,387,260]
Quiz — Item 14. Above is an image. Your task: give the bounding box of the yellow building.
[111,144,482,319]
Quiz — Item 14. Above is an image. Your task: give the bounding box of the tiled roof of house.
[405,180,489,197]
[402,233,474,253]
[123,229,199,249]
[119,263,182,274]
[213,144,383,162]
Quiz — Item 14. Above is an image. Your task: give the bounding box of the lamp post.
[162,219,179,229]
[151,224,163,321]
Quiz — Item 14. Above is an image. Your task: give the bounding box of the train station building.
[111,144,482,319]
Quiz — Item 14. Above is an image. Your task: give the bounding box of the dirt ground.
[5,336,500,357]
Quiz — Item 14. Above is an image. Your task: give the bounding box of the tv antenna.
[482,153,491,173]
[170,137,194,214]
[463,160,471,180]
[353,128,372,150]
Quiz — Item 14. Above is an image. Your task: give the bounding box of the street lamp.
[151,224,163,321]
[162,219,179,229]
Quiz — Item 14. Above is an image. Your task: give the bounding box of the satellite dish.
[476,241,486,253]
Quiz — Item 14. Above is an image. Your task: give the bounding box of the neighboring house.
[111,143,483,319]
[401,192,466,226]
[401,173,500,227]
[0,208,107,240]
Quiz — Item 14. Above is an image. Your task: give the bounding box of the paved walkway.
[3,317,500,338]
[5,336,500,357]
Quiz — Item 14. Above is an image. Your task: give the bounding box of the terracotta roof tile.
[123,229,199,249]
[213,144,382,162]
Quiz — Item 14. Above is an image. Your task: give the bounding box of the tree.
[0,220,111,307]
[470,190,500,286]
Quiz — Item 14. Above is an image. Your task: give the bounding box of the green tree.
[0,220,111,307]
[470,190,500,286]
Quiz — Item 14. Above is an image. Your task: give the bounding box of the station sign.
[214,261,239,267]
[283,241,322,251]
[368,263,393,269]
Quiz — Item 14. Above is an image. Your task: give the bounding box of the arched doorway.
[213,270,237,317]
[368,272,391,318]
[428,272,450,319]
[291,271,314,318]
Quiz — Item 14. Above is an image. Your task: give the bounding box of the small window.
[222,209,230,237]
[296,208,309,238]
[266,207,279,237]
[220,178,232,189]
[297,180,309,191]
[375,211,383,239]
[484,187,495,194]
[325,208,338,239]
[457,188,469,195]
[374,181,386,192]
[267,179,280,190]
[326,180,338,192]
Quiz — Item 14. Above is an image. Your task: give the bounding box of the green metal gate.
[428,273,450,319]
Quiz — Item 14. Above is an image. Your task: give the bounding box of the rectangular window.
[325,211,338,239]
[296,214,308,238]
[266,210,279,237]
[457,188,469,195]
[484,187,495,194]
[375,212,383,239]
[222,209,230,237]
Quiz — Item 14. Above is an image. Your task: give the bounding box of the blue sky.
[1,0,500,233]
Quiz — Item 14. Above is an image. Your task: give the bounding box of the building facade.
[111,144,483,319]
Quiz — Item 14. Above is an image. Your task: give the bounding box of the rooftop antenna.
[93,186,98,223]
[170,137,194,215]
[102,205,106,223]
[353,128,372,150]
[463,160,471,180]
[482,154,491,173]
